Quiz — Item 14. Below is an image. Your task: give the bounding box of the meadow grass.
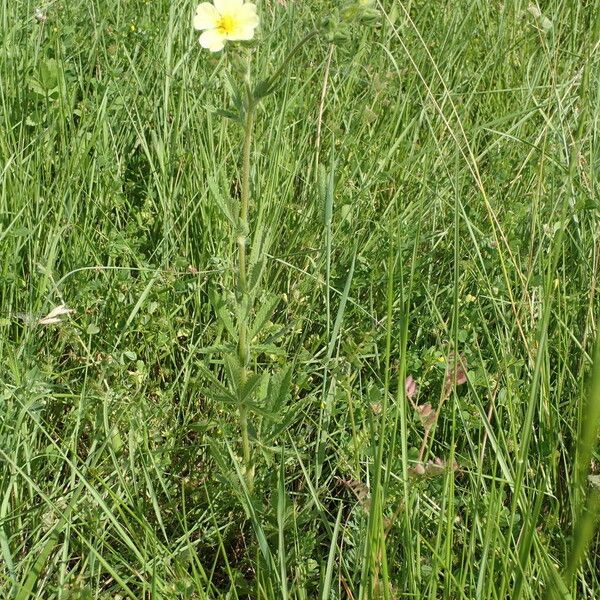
[1,0,600,598]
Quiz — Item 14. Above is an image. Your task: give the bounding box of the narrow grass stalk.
[564,331,600,588]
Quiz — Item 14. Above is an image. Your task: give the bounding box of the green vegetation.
[1,0,599,597]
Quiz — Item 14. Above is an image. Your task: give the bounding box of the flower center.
[217,15,236,35]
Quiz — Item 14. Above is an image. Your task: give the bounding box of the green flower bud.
[339,0,380,26]
[340,4,360,21]
[332,28,352,44]
[360,7,380,24]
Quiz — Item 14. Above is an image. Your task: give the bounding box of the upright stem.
[238,96,256,492]
[234,29,314,491]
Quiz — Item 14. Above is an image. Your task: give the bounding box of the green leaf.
[265,405,302,440]
[240,372,264,404]
[253,343,287,358]
[209,289,237,340]
[250,295,279,341]
[196,362,236,404]
[224,353,243,396]
[39,58,59,90]
[247,254,266,294]
[204,387,237,405]
[223,72,246,116]
[252,78,275,100]
[268,365,293,414]
[207,176,237,228]
[195,344,229,355]
[326,246,356,361]
[244,401,277,419]
[16,531,59,600]
[213,108,240,122]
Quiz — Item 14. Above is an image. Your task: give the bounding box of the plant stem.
[239,403,252,484]
[238,96,256,492]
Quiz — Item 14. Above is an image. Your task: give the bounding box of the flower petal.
[240,3,258,14]
[194,3,220,30]
[225,3,259,39]
[199,28,227,52]
[214,0,244,13]
[238,4,259,27]
[227,25,257,41]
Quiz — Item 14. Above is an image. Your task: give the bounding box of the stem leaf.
[207,176,237,228]
[250,294,280,341]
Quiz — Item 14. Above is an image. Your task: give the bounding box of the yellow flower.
[193,0,259,52]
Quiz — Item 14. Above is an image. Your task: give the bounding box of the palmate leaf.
[207,176,237,228]
[201,386,237,406]
[195,360,236,404]
[208,288,237,340]
[250,294,279,341]
[223,353,244,396]
[253,366,296,444]
[254,342,288,358]
[262,402,303,444]
[213,107,240,122]
[252,77,276,100]
[247,255,267,295]
[222,354,268,406]
[240,372,265,404]
[267,365,292,414]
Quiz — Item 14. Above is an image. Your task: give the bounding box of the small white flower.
[193,0,259,53]
[34,7,47,23]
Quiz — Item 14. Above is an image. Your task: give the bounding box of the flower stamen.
[217,15,236,35]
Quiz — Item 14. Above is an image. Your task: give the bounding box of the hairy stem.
[238,96,256,492]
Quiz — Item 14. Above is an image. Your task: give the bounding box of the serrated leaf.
[209,289,237,340]
[245,401,277,419]
[209,388,238,405]
[266,407,299,440]
[247,255,266,294]
[250,295,279,341]
[214,108,240,122]
[200,382,237,405]
[196,362,236,403]
[240,372,264,404]
[268,365,293,414]
[208,439,236,484]
[224,353,243,396]
[223,73,246,117]
[207,176,237,228]
[218,306,237,340]
[252,78,275,100]
[254,343,287,358]
[195,344,229,355]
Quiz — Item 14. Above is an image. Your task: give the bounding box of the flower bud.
[340,4,360,21]
[341,0,379,25]
[360,7,380,24]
